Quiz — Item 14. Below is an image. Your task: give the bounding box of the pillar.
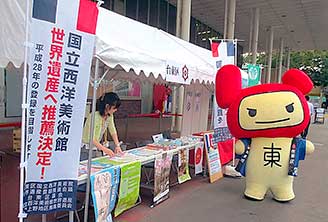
[278,37,284,83]
[174,0,191,132]
[286,47,291,70]
[267,26,274,83]
[251,8,260,64]
[248,8,254,53]
[226,0,236,39]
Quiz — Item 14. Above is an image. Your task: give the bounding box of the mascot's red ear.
[281,69,313,95]
[215,65,242,108]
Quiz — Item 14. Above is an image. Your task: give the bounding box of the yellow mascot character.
[216,65,314,202]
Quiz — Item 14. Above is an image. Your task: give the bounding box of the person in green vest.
[83,92,123,157]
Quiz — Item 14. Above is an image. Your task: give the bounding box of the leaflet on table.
[109,153,145,164]
[78,165,103,177]
[147,139,185,150]
[90,166,120,222]
[128,148,162,157]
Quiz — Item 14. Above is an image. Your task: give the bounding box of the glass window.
[113,0,125,15]
[102,0,112,10]
[138,0,148,24]
[159,0,168,31]
[190,17,196,43]
[149,0,159,27]
[168,4,176,35]
[126,0,137,19]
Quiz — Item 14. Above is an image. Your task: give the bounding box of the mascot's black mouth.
[255,118,290,124]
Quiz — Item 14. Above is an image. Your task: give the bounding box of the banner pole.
[18,0,31,221]
[83,57,100,222]
[234,39,238,66]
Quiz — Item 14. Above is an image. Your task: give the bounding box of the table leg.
[69,211,74,222]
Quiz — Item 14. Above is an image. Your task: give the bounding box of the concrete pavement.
[115,121,328,222]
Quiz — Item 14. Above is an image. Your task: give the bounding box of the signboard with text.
[23,0,98,214]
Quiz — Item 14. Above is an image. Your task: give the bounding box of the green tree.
[243,50,328,87]
[290,50,328,87]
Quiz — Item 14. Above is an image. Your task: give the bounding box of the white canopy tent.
[1,2,250,221]
[1,1,219,85]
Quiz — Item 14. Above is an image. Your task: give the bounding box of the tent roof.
[0,2,218,84]
[95,8,217,84]
[0,0,26,68]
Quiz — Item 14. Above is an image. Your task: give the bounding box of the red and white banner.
[210,40,235,165]
[23,0,98,214]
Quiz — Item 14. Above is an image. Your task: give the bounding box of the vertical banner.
[194,144,203,175]
[210,40,235,69]
[210,39,235,162]
[114,161,141,217]
[247,64,261,86]
[204,132,223,183]
[90,166,120,222]
[153,152,173,205]
[178,148,191,184]
[23,0,98,214]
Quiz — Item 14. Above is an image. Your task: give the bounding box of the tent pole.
[18,0,30,221]
[83,58,100,222]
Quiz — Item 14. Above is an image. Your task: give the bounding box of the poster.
[90,166,120,222]
[23,0,98,214]
[247,64,261,86]
[178,148,191,184]
[153,152,173,205]
[194,145,203,175]
[204,132,223,183]
[114,161,141,217]
[210,40,235,152]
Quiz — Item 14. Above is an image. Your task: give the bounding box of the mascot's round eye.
[247,108,257,117]
[286,103,294,113]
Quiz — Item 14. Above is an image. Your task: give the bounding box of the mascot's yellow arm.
[306,140,315,154]
[235,140,245,155]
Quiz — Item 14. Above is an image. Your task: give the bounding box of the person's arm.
[83,113,115,157]
[93,139,115,157]
[111,133,123,154]
[108,115,123,154]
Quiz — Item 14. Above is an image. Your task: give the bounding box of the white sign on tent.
[165,60,191,85]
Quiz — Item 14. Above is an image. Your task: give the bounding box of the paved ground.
[2,117,327,222]
[114,120,328,222]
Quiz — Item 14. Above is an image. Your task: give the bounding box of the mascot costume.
[216,65,315,202]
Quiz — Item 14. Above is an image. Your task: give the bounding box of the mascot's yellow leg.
[270,181,295,202]
[244,182,268,200]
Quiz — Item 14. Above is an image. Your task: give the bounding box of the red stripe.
[76,0,99,34]
[211,42,220,57]
[0,122,21,128]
